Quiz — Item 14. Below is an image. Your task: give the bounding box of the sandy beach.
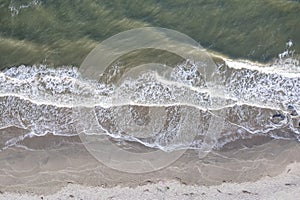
[0,162,299,200]
[0,131,299,199]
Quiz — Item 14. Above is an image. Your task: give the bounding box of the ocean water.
[0,0,300,175]
[1,0,300,68]
[0,53,299,152]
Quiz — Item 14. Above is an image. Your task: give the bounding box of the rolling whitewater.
[1,46,299,153]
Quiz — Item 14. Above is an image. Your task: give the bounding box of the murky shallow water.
[1,0,300,68]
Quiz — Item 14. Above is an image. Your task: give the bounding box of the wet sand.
[0,130,299,199]
[1,162,299,200]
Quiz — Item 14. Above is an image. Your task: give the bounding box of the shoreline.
[0,45,299,199]
[0,161,299,200]
[0,136,299,196]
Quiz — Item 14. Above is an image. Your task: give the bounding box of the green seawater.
[1,0,300,69]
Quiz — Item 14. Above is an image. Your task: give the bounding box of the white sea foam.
[8,0,41,16]
[0,56,299,151]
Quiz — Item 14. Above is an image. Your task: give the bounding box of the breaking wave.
[0,53,300,152]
